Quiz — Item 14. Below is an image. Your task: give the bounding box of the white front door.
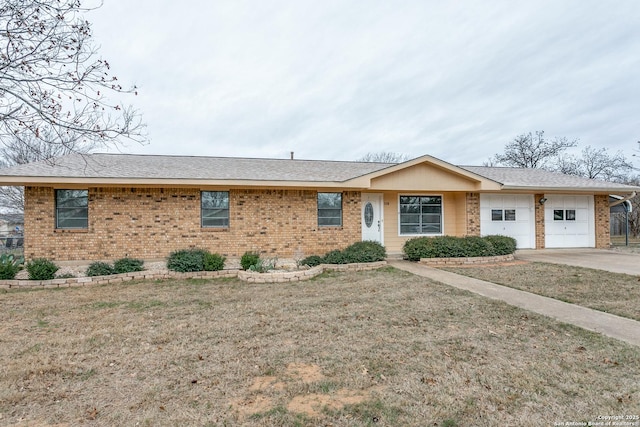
[545,195,595,248]
[362,193,383,244]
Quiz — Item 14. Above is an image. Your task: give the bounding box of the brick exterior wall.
[534,193,545,249]
[24,187,361,261]
[465,192,480,236]
[594,194,611,249]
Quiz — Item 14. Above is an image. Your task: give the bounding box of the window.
[55,190,88,229]
[554,209,576,221]
[492,209,516,221]
[399,195,442,235]
[201,191,229,228]
[318,192,342,226]
[504,209,516,221]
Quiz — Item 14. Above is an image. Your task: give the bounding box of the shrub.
[240,251,260,270]
[342,241,386,263]
[167,249,209,272]
[459,236,494,257]
[203,252,225,271]
[0,253,23,280]
[26,258,59,280]
[403,236,463,261]
[248,257,277,273]
[300,255,324,267]
[322,249,348,264]
[483,235,517,256]
[403,235,517,261]
[86,261,115,277]
[113,258,144,274]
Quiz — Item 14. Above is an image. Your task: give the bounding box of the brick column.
[534,194,545,249]
[594,195,611,248]
[466,192,480,236]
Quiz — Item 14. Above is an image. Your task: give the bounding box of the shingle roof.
[461,166,639,191]
[0,153,393,182]
[0,153,637,193]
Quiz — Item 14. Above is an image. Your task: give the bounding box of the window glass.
[399,196,442,234]
[504,209,516,221]
[56,190,88,229]
[201,191,229,227]
[491,209,503,221]
[565,209,576,221]
[318,193,342,226]
[554,210,564,221]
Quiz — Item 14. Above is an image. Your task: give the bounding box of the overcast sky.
[90,0,640,165]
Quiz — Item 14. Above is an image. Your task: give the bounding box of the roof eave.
[0,176,371,189]
[501,185,640,194]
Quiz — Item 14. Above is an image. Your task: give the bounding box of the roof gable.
[350,155,501,191]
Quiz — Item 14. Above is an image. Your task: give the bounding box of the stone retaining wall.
[0,261,388,290]
[419,254,514,266]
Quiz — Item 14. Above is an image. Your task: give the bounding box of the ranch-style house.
[0,153,637,262]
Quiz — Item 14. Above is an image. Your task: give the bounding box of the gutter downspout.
[609,191,637,207]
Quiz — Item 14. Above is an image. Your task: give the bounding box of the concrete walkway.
[515,248,640,275]
[389,260,640,347]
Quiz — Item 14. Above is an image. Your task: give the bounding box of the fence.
[0,235,24,253]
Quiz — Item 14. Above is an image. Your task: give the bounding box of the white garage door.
[544,195,595,248]
[480,194,535,249]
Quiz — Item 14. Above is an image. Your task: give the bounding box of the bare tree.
[555,146,634,182]
[489,131,578,169]
[0,0,145,152]
[0,131,95,213]
[358,152,409,163]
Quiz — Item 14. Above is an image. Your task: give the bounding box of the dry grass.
[1,267,639,426]
[443,261,640,321]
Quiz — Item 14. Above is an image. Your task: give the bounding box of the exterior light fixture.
[539,197,548,205]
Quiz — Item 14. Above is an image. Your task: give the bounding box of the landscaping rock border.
[419,254,514,266]
[0,261,388,290]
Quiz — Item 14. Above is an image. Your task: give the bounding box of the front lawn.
[443,262,640,321]
[1,268,638,426]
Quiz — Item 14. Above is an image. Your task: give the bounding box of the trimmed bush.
[342,241,386,263]
[86,262,115,277]
[483,235,517,256]
[403,235,517,261]
[26,258,59,280]
[240,251,260,270]
[300,255,324,267]
[322,249,348,265]
[459,236,494,257]
[203,252,226,271]
[113,258,144,274]
[167,249,209,272]
[167,249,225,272]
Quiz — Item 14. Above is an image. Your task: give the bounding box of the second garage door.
[544,195,595,248]
[480,194,535,249]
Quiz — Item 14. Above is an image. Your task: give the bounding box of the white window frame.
[201,191,230,228]
[398,194,444,236]
[55,189,89,229]
[317,192,343,227]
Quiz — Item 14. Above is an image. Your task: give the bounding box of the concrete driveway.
[516,248,640,275]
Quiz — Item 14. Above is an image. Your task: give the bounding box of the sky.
[89,0,640,166]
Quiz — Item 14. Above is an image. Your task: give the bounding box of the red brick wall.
[24,187,361,261]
